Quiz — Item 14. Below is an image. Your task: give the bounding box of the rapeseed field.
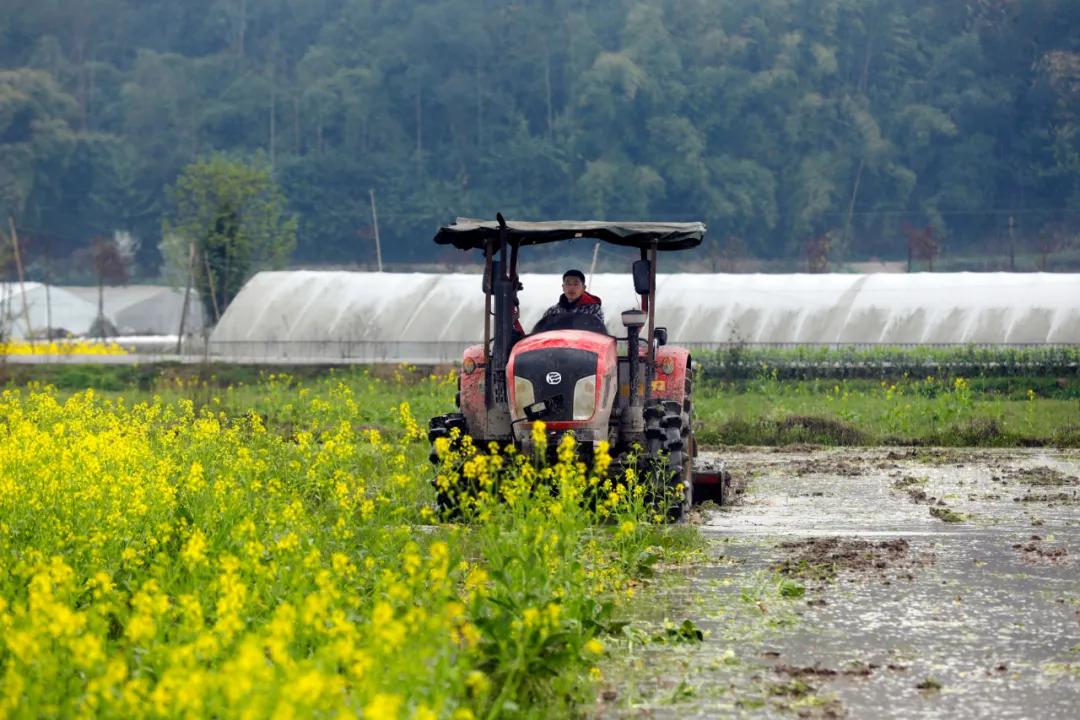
[0,372,693,719]
[0,340,129,356]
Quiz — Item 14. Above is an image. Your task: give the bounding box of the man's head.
[562,269,586,302]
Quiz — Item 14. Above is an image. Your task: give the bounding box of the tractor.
[427,215,731,520]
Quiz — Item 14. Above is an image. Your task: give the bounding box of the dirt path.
[596,447,1080,719]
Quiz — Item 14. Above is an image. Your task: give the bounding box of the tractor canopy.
[434,218,706,252]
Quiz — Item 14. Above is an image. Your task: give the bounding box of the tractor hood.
[507,330,618,428]
[434,218,706,252]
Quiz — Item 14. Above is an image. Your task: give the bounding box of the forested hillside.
[1,0,1078,274]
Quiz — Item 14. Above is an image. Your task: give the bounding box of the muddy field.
[596,447,1080,719]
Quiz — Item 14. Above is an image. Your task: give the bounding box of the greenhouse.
[209,271,1080,362]
[1,283,100,339]
[61,285,204,336]
[1,283,203,340]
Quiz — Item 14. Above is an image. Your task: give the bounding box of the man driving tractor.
[532,269,604,332]
[428,216,732,520]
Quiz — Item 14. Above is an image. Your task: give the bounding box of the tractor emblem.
[545,372,562,385]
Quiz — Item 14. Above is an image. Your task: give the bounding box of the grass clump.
[929,506,967,523]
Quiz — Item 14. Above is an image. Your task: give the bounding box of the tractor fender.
[458,344,486,434]
[650,346,692,405]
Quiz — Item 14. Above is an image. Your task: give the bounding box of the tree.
[704,234,749,272]
[0,69,78,226]
[89,235,128,337]
[1035,221,1071,270]
[2,0,1079,270]
[903,224,940,272]
[162,155,296,323]
[803,231,832,273]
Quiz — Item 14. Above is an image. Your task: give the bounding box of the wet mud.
[1014,535,1071,566]
[1002,466,1079,487]
[596,447,1080,719]
[775,537,934,588]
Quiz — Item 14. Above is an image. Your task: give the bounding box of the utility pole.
[369,188,383,271]
[44,237,51,340]
[1008,215,1016,272]
[203,250,221,322]
[9,218,33,351]
[176,241,196,354]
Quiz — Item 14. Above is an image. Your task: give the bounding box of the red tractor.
[427,215,731,519]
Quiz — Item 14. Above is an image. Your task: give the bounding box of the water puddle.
[595,448,1080,719]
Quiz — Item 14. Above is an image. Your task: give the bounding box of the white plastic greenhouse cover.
[0,283,100,339]
[62,285,204,335]
[1,284,203,339]
[209,271,1080,362]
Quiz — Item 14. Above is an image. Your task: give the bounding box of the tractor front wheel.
[428,413,468,517]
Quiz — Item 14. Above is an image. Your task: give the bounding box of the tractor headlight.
[513,376,535,416]
[573,376,597,420]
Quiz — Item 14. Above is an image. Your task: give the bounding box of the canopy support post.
[490,215,513,409]
[482,241,493,368]
[645,242,657,400]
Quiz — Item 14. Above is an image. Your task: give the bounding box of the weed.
[929,506,967,523]
[779,580,806,599]
[653,619,705,644]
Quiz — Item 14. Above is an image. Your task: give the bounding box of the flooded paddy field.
[597,447,1080,719]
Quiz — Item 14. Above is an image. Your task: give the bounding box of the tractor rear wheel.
[662,399,692,520]
[642,398,691,521]
[643,400,665,456]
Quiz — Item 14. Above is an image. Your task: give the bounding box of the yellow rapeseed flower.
[465,670,491,697]
[181,529,209,567]
[364,692,404,720]
[413,706,438,720]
